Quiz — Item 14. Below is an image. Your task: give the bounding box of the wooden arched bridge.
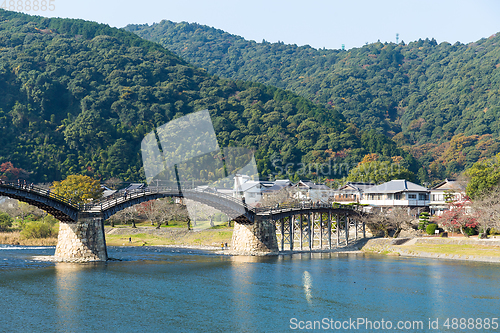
[0,182,366,261]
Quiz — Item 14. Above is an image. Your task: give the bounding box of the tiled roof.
[430,179,466,191]
[364,179,428,194]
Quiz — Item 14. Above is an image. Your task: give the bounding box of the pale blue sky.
[18,0,500,49]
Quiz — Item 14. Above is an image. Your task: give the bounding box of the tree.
[0,212,13,231]
[0,162,29,181]
[471,186,500,237]
[20,221,55,239]
[137,198,188,228]
[16,202,42,224]
[466,153,500,199]
[388,207,418,238]
[137,200,158,226]
[364,207,416,238]
[259,187,300,207]
[104,177,123,190]
[108,206,138,228]
[418,212,430,230]
[51,175,103,204]
[436,197,477,237]
[347,160,415,184]
[184,199,221,229]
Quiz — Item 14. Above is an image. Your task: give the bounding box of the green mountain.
[0,10,414,183]
[125,20,500,181]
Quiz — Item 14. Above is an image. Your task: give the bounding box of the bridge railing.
[80,185,254,213]
[1,181,365,217]
[0,181,80,209]
[253,201,361,214]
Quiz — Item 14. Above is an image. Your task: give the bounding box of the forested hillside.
[126,21,500,182]
[0,10,414,184]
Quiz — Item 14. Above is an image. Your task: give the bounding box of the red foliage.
[137,200,155,215]
[436,197,478,233]
[0,162,29,181]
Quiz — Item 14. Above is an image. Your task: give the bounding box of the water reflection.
[230,255,257,331]
[302,271,313,305]
[55,263,84,332]
[54,262,108,332]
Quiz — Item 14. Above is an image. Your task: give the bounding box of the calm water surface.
[0,245,499,332]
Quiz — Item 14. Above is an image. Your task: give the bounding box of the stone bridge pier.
[54,213,108,262]
[231,218,278,254]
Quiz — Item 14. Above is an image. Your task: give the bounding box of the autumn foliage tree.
[0,162,29,181]
[436,197,477,237]
[51,175,103,204]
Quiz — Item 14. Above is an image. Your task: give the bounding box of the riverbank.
[0,231,58,246]
[361,237,500,263]
[4,227,500,263]
[104,226,233,247]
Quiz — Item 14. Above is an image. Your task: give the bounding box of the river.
[0,245,499,332]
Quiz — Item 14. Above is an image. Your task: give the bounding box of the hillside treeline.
[0,10,414,184]
[126,20,500,182]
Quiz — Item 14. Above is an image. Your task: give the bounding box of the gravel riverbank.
[361,237,500,263]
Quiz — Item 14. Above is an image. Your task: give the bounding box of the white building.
[233,174,263,206]
[360,179,429,213]
[294,180,332,203]
[429,179,467,216]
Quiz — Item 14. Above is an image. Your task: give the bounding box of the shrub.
[0,212,13,231]
[41,214,58,225]
[426,223,438,235]
[489,228,500,235]
[20,221,55,239]
[418,222,426,230]
[463,226,478,236]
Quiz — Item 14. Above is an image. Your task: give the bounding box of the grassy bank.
[105,226,233,247]
[0,226,233,248]
[0,231,58,246]
[362,237,500,262]
[398,243,500,257]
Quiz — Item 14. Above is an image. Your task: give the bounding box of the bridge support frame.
[54,213,108,262]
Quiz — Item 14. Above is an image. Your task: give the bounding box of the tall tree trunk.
[393,227,402,238]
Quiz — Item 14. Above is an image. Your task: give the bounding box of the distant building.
[294,180,332,203]
[333,182,375,203]
[101,185,116,198]
[233,174,272,206]
[360,179,429,213]
[429,179,467,216]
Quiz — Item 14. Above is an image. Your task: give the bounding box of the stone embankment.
[362,237,500,263]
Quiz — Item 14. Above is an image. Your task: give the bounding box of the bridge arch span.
[89,188,255,223]
[0,183,79,222]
